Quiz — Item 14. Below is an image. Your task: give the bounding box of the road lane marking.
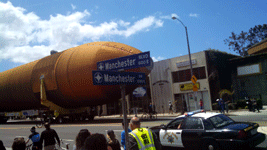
[0,128,20,129]
[0,127,30,129]
[15,136,27,138]
[62,139,74,142]
[0,123,120,130]
[105,130,123,132]
[52,123,120,128]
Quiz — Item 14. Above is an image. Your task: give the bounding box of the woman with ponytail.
[107,130,121,150]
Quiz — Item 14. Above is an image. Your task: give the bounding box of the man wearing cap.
[216,99,221,113]
[128,117,162,150]
[219,98,225,114]
[168,101,173,114]
[26,126,42,150]
[40,122,60,150]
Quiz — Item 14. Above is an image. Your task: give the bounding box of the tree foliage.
[224,24,267,56]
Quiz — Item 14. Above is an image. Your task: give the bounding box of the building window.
[172,72,179,83]
[172,67,206,83]
[237,63,261,76]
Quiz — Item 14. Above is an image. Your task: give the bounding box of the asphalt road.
[1,115,267,150]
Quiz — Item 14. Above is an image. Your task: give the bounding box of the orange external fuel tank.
[0,42,150,111]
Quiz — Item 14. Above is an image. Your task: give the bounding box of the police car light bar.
[184,109,205,116]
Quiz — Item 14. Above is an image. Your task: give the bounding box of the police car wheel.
[203,141,219,150]
[79,116,84,121]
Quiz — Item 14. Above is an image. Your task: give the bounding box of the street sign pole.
[121,84,129,150]
[95,51,151,150]
[194,91,198,110]
[191,75,198,110]
[118,68,129,150]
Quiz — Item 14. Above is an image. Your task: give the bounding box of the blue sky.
[0,0,266,72]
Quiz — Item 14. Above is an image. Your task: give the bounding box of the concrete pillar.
[103,104,107,116]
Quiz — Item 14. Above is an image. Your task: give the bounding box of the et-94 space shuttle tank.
[0,41,151,123]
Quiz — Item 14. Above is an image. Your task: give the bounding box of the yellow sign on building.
[193,84,198,92]
[191,75,197,84]
[180,82,200,91]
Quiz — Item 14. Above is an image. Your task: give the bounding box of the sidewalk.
[96,106,267,119]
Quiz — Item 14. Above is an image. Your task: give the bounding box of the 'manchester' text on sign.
[97,51,150,71]
[92,71,146,85]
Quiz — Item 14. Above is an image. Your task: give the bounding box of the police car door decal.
[159,129,183,147]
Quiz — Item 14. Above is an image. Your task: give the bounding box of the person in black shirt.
[148,103,153,119]
[246,97,252,111]
[26,127,42,150]
[74,129,91,150]
[0,140,6,150]
[252,98,260,112]
[12,137,26,150]
[106,130,121,150]
[83,133,111,150]
[40,122,60,150]
[168,101,173,114]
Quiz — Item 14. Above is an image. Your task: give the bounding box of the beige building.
[149,51,212,113]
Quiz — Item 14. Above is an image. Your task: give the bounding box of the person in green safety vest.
[128,117,162,150]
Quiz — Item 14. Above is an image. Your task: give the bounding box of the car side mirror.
[160,124,167,130]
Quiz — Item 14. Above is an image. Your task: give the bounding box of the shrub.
[236,100,246,109]
[257,99,263,109]
[228,103,237,110]
[212,103,219,110]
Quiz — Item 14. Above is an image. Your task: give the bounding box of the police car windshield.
[209,115,234,128]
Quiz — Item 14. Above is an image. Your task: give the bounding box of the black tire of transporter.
[57,117,64,124]
[36,121,43,128]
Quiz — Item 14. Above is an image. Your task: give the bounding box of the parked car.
[150,110,265,150]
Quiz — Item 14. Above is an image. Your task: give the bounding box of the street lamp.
[172,16,193,77]
[172,16,198,110]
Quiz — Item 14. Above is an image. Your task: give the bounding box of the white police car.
[150,110,265,150]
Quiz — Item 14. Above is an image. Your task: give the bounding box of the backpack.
[31,133,40,143]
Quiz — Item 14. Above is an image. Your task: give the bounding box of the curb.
[96,107,267,119]
[258,126,267,135]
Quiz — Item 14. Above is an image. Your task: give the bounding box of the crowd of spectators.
[2,116,162,150]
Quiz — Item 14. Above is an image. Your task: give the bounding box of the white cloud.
[3,45,52,63]
[171,13,179,19]
[155,20,163,27]
[118,20,130,27]
[189,13,199,17]
[0,1,166,64]
[160,15,171,19]
[152,56,165,62]
[71,4,76,10]
[123,16,163,37]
